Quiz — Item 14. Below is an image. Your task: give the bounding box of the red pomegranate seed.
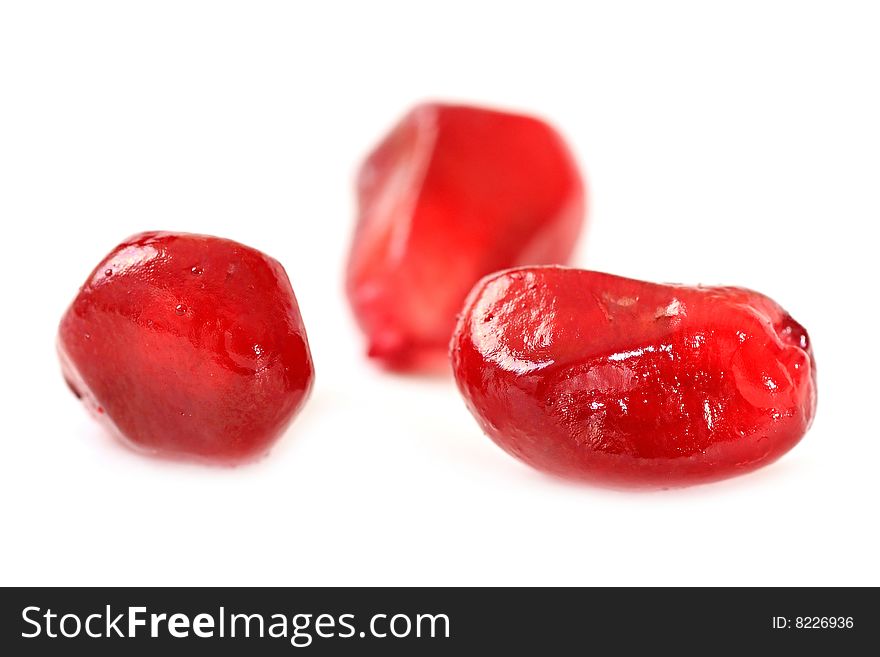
[346,103,586,371]
[58,232,314,464]
[451,267,817,487]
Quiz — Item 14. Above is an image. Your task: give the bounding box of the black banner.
[1,587,874,654]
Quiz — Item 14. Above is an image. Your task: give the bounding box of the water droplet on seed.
[191,266,202,275]
[175,304,187,316]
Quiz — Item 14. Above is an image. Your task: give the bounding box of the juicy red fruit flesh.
[58,232,314,464]
[451,267,817,488]
[346,103,585,371]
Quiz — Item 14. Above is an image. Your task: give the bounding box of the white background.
[1,1,878,586]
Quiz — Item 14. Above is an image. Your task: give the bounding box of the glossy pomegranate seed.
[346,103,586,371]
[58,232,314,464]
[451,267,817,488]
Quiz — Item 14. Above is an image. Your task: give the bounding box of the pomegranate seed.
[451,267,816,487]
[58,232,314,463]
[347,103,586,371]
